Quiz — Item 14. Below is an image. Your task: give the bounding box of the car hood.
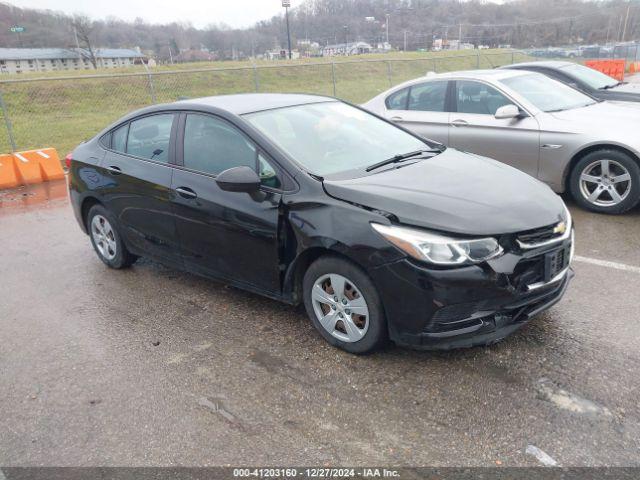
[323,149,565,236]
[599,85,640,103]
[546,101,640,137]
[612,82,640,94]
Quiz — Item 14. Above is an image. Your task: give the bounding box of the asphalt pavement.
[1,180,639,467]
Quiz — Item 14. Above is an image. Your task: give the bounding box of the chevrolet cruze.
[68,94,574,354]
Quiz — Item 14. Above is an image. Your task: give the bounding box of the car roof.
[501,61,574,70]
[177,93,336,115]
[388,69,532,91]
[434,69,530,80]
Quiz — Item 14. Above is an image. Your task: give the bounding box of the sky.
[9,0,306,29]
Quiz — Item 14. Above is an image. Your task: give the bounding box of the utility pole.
[621,1,631,43]
[404,30,408,51]
[283,0,292,60]
[459,23,463,45]
[73,25,82,61]
[386,13,390,46]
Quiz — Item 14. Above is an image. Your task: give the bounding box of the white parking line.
[574,255,640,274]
[525,445,558,467]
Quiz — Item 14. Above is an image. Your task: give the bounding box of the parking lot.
[1,180,639,467]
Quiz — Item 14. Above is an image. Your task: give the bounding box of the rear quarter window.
[111,124,128,153]
[385,88,409,110]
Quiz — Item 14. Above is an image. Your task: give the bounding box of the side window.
[408,81,448,112]
[111,124,128,153]
[385,88,409,110]
[183,113,281,188]
[456,81,511,115]
[127,114,174,162]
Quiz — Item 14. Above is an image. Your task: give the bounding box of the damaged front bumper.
[369,232,574,350]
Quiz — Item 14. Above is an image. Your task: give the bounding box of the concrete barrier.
[0,148,65,189]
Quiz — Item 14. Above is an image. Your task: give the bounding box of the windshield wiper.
[601,82,623,90]
[366,149,442,172]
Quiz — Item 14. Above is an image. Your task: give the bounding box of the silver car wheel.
[579,159,632,207]
[311,273,369,343]
[91,215,117,261]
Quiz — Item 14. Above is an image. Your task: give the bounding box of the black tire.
[86,204,138,269]
[569,149,640,214]
[302,255,388,354]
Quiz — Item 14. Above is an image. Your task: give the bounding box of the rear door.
[170,112,283,295]
[383,80,451,145]
[449,80,541,178]
[100,112,182,267]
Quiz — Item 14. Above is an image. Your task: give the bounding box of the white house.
[265,49,301,60]
[322,42,372,57]
[0,48,145,74]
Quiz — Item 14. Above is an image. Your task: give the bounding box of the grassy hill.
[0,49,528,155]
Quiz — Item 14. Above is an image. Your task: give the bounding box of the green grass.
[0,49,529,156]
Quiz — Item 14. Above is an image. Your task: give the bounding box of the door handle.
[450,119,469,127]
[175,187,198,199]
[106,165,122,175]
[390,116,404,122]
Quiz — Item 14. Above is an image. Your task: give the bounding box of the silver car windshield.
[561,63,619,90]
[501,73,597,112]
[244,101,428,176]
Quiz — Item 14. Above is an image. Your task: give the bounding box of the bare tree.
[72,15,98,69]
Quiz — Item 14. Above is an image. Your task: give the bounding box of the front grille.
[516,223,562,246]
[427,276,568,335]
[431,300,493,323]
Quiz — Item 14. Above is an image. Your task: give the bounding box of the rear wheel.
[569,149,640,214]
[303,256,387,354]
[87,204,138,269]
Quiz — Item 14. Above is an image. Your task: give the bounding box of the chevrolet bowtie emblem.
[553,222,567,235]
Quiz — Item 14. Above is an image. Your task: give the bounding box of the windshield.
[561,63,619,89]
[501,73,596,112]
[244,101,429,176]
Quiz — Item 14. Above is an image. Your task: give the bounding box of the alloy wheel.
[311,273,369,343]
[579,159,632,207]
[91,215,117,261]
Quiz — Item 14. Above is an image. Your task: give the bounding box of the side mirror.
[215,166,260,193]
[494,104,521,120]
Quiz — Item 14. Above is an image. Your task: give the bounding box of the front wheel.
[569,149,640,214]
[303,256,388,354]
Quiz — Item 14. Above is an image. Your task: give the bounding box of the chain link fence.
[0,50,530,157]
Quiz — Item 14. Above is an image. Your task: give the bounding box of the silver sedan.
[362,70,640,213]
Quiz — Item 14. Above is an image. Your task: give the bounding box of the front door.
[100,113,182,267]
[449,80,541,178]
[171,112,282,295]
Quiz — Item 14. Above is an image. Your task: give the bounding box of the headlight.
[372,223,503,266]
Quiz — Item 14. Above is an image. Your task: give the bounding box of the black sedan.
[502,61,640,102]
[68,94,574,354]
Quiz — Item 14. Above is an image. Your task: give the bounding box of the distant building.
[0,48,145,74]
[265,49,301,60]
[432,39,475,51]
[322,42,372,57]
